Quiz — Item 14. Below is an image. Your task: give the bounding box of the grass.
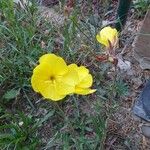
[133,0,150,18]
[0,0,142,149]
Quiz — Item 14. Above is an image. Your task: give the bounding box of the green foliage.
[3,89,20,101]
[0,109,55,149]
[0,0,59,102]
[107,79,129,99]
[43,104,107,150]
[0,112,39,149]
[0,0,37,89]
[114,80,129,97]
[133,0,150,18]
[0,0,55,91]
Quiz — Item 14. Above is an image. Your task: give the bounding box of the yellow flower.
[96,26,118,48]
[68,64,96,95]
[31,54,78,101]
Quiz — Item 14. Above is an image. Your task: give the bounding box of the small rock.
[132,78,143,89]
[133,81,150,121]
[141,125,150,138]
[19,121,24,126]
[117,58,131,72]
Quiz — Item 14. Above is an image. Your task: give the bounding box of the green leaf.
[3,89,20,100]
[34,110,55,128]
[0,133,15,140]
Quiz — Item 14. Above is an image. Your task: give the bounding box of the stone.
[132,77,143,89]
[133,10,150,69]
[142,81,150,117]
[133,81,150,121]
[141,125,150,138]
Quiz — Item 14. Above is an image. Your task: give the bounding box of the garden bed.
[0,0,150,149]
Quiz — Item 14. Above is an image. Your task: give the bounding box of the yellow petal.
[75,87,96,95]
[38,81,66,101]
[100,26,118,41]
[55,68,79,95]
[31,74,43,92]
[107,28,118,44]
[39,54,68,75]
[96,34,109,47]
[32,63,53,80]
[68,64,89,83]
[31,72,66,101]
[31,63,54,92]
[77,74,93,88]
[68,64,95,94]
[68,64,78,70]
[96,26,118,47]
[39,53,57,63]
[77,66,89,82]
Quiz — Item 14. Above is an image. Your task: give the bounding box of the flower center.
[50,76,55,81]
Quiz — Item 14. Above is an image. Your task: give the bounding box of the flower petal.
[39,54,57,63]
[96,26,118,47]
[31,63,53,92]
[77,74,93,88]
[39,54,68,75]
[68,64,95,94]
[31,70,66,101]
[31,75,42,92]
[32,63,52,80]
[75,87,96,95]
[55,68,79,95]
[39,81,66,101]
[96,34,109,47]
[68,64,89,83]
